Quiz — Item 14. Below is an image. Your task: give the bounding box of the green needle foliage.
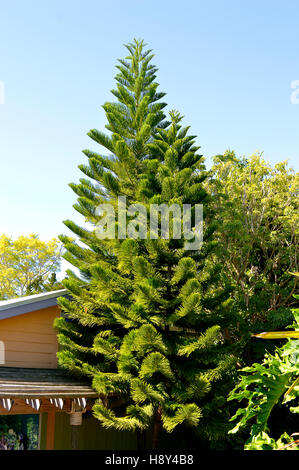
[91,114,238,444]
[56,40,238,449]
[55,38,169,377]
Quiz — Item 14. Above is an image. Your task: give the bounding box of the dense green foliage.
[56,40,239,448]
[228,280,299,450]
[207,152,298,330]
[0,415,39,450]
[90,113,238,444]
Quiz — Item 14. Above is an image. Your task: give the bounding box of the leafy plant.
[244,431,299,450]
[228,274,299,450]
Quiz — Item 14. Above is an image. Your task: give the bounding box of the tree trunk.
[152,408,162,450]
[137,429,146,450]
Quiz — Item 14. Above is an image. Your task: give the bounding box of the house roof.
[0,289,68,321]
[0,367,98,399]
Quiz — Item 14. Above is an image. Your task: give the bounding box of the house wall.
[0,306,60,369]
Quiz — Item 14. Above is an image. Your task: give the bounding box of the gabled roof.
[0,289,68,321]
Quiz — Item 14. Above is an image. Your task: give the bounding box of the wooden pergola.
[0,367,98,449]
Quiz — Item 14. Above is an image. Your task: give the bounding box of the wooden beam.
[0,398,92,415]
[0,390,97,398]
[49,398,64,410]
[0,398,14,411]
[25,398,41,411]
[73,397,87,409]
[46,412,56,450]
[0,398,66,415]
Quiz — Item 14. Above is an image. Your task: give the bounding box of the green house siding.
[40,411,137,450]
[39,413,47,450]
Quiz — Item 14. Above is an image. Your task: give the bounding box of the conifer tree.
[55,38,168,376]
[56,40,238,449]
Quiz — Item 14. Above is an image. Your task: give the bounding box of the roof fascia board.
[0,290,69,321]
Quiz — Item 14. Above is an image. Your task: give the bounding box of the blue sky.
[0,0,298,256]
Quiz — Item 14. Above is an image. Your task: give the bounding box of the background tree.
[25,272,64,295]
[0,233,62,299]
[206,152,298,341]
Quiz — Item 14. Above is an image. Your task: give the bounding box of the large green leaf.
[252,331,299,339]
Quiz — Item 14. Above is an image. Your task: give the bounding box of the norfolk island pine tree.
[55,39,240,450]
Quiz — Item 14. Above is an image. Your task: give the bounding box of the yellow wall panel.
[0,306,60,369]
